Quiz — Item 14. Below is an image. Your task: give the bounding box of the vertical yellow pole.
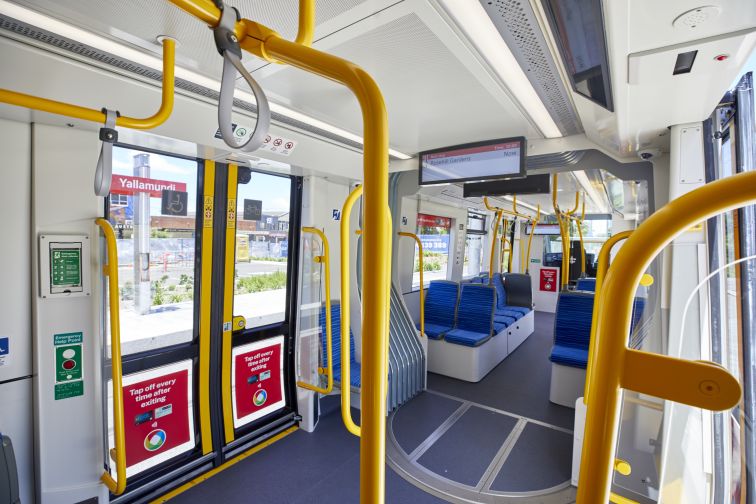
[524,206,540,275]
[489,210,503,280]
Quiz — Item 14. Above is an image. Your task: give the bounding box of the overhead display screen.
[419,137,526,186]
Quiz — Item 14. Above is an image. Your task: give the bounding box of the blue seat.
[549,292,594,368]
[320,302,361,388]
[491,273,531,320]
[444,284,495,347]
[420,281,459,339]
[576,278,596,292]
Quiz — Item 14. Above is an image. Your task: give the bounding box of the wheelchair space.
[387,311,577,502]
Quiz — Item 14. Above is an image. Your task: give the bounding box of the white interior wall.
[32,123,107,504]
[0,118,34,504]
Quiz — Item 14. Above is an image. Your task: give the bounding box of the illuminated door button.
[62,359,76,370]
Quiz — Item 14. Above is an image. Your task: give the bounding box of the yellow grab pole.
[96,218,126,495]
[164,3,391,501]
[398,232,423,338]
[297,227,334,394]
[583,230,633,405]
[489,210,503,280]
[524,206,540,274]
[340,185,363,437]
[0,38,175,130]
[577,171,756,503]
[221,164,238,444]
[295,0,315,46]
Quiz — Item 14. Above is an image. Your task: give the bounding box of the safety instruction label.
[0,337,9,367]
[227,199,236,229]
[114,360,195,478]
[231,335,286,428]
[540,268,558,292]
[203,196,214,228]
[213,125,297,156]
[54,332,84,400]
[50,248,81,287]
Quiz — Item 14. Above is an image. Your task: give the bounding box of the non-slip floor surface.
[427,311,574,430]
[170,397,445,504]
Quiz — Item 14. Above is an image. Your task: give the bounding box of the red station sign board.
[110,175,187,198]
[232,336,286,428]
[540,267,558,292]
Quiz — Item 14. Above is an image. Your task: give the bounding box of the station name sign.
[111,175,187,198]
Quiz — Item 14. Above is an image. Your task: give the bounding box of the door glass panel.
[107,147,199,356]
[414,213,451,289]
[234,171,292,328]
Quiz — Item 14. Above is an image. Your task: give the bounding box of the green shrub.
[235,271,287,294]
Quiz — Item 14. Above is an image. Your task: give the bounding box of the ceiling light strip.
[0,0,412,159]
[435,0,562,139]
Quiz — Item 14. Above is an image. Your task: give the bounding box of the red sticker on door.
[232,336,286,428]
[110,361,195,477]
[540,268,558,292]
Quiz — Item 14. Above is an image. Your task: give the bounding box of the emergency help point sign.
[540,268,558,292]
[109,360,195,477]
[232,336,286,428]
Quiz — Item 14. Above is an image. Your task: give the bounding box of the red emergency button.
[62,359,76,370]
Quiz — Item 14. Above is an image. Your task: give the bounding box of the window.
[414,213,451,289]
[107,146,199,355]
[463,211,486,278]
[234,172,292,328]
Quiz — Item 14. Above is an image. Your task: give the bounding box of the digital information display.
[419,137,526,186]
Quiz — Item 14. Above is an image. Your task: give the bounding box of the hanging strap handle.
[94,109,118,196]
[213,4,270,151]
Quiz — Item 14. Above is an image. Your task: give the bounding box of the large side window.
[107,146,199,355]
[414,213,451,289]
[233,171,292,328]
[463,211,486,278]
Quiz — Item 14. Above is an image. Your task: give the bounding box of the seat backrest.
[503,273,532,308]
[320,301,356,367]
[456,284,495,335]
[576,277,596,292]
[491,273,507,309]
[424,281,459,327]
[553,291,594,349]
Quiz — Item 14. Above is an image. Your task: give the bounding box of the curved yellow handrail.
[524,205,541,274]
[577,171,756,503]
[574,195,586,277]
[0,38,175,130]
[488,210,503,279]
[298,227,334,394]
[398,232,423,338]
[166,1,393,500]
[340,185,363,437]
[95,218,126,496]
[583,230,633,405]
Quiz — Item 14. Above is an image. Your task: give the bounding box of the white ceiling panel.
[249,1,538,155]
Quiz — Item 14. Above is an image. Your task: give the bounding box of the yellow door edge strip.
[150,426,298,503]
[221,164,238,444]
[199,161,216,454]
[0,38,175,130]
[398,232,423,338]
[95,218,126,495]
[297,227,334,394]
[577,170,756,503]
[340,185,363,437]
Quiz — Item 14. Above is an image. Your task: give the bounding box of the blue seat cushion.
[496,308,523,320]
[493,321,509,333]
[333,361,362,388]
[504,305,530,316]
[549,345,589,368]
[493,314,516,326]
[576,278,596,292]
[444,328,491,347]
[422,322,453,340]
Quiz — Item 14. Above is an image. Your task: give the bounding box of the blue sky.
[113,147,291,215]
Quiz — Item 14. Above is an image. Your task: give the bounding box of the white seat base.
[427,310,534,382]
[549,362,586,408]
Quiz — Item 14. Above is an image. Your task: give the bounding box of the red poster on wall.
[540,268,558,292]
[109,361,195,477]
[232,336,286,428]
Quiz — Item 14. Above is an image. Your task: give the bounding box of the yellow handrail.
[96,218,126,495]
[524,205,541,274]
[340,185,363,437]
[583,231,633,405]
[298,227,334,394]
[552,174,584,287]
[577,171,756,503]
[573,195,586,277]
[0,38,175,130]
[488,210,503,279]
[398,232,423,338]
